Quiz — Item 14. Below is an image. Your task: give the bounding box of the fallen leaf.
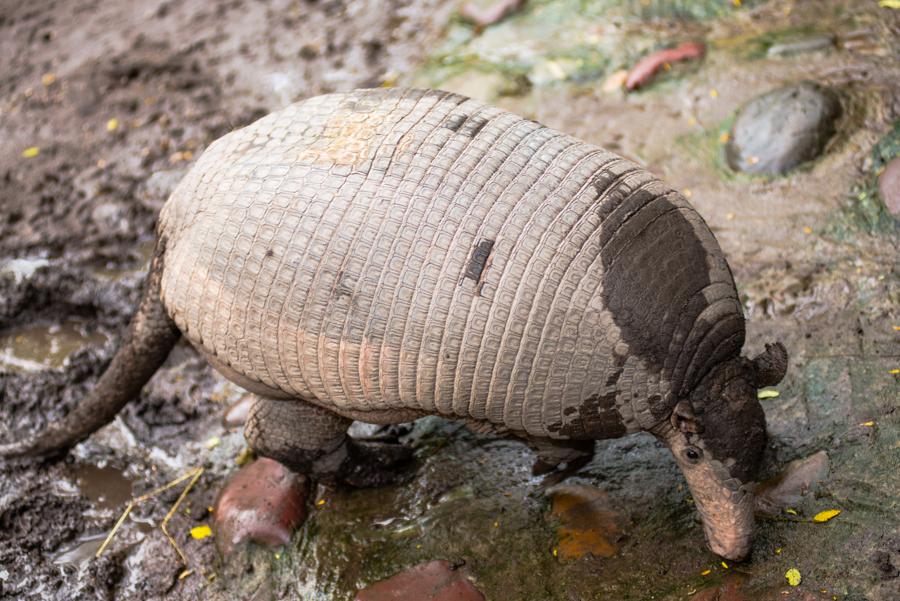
[721,561,729,569]
[813,509,841,523]
[204,436,221,450]
[889,369,899,375]
[785,568,801,587]
[21,146,40,158]
[701,569,712,576]
[41,73,56,86]
[190,524,212,540]
[879,0,900,8]
[860,421,875,427]
[106,118,119,132]
[758,389,780,400]
[785,508,798,516]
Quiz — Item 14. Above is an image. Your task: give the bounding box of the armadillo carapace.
[2,88,788,561]
[161,87,740,438]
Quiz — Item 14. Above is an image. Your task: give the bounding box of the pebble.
[213,458,310,556]
[767,35,835,57]
[877,156,900,216]
[222,394,255,428]
[754,450,829,515]
[726,82,841,175]
[354,560,486,601]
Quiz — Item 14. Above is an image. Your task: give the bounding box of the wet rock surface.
[726,82,842,175]
[354,560,485,601]
[214,458,310,556]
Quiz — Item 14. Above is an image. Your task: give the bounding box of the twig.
[96,466,205,575]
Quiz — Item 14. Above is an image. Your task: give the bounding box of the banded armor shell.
[159,88,745,440]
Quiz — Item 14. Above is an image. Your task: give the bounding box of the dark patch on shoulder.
[463,238,494,283]
[596,188,739,401]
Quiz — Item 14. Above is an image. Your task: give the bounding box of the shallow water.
[0,321,109,372]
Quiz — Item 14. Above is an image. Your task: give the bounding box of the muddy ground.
[0,0,898,600]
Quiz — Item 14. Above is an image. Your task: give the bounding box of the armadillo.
[1,87,787,561]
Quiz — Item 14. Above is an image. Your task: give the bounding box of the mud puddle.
[0,321,110,372]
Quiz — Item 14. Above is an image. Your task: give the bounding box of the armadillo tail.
[0,238,180,460]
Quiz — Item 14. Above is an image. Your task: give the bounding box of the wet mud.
[1,0,898,600]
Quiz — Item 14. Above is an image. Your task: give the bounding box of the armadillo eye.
[683,446,702,463]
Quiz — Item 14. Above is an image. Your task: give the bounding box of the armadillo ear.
[670,400,703,434]
[751,342,788,388]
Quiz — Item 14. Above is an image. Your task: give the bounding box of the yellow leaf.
[178,569,194,580]
[785,568,802,587]
[785,508,798,516]
[106,118,119,132]
[879,0,900,8]
[21,146,40,158]
[190,524,212,540]
[316,498,326,507]
[204,436,221,450]
[709,88,718,99]
[41,73,56,86]
[813,509,841,523]
[721,561,729,569]
[758,389,780,400]
[889,369,899,375]
[719,132,730,144]
[701,569,711,576]
[860,421,875,427]
[552,547,558,557]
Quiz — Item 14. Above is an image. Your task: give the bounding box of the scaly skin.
[1,88,788,561]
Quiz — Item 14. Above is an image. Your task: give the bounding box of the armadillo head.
[655,342,788,561]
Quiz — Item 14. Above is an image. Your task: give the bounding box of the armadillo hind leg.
[244,396,413,487]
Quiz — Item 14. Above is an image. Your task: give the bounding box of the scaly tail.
[0,237,181,460]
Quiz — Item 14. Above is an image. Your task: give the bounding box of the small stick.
[96,466,204,573]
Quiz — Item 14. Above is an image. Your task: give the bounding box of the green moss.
[675,115,740,181]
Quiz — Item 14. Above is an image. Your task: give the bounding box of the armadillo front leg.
[244,396,412,487]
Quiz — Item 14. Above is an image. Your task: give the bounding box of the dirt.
[0,0,898,600]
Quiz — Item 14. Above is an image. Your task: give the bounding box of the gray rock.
[767,35,835,57]
[877,156,900,216]
[726,82,841,175]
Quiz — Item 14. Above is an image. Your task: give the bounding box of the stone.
[754,451,829,515]
[726,82,841,175]
[213,458,310,556]
[549,484,629,559]
[877,156,900,216]
[222,394,255,428]
[767,35,835,57]
[354,560,486,601]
